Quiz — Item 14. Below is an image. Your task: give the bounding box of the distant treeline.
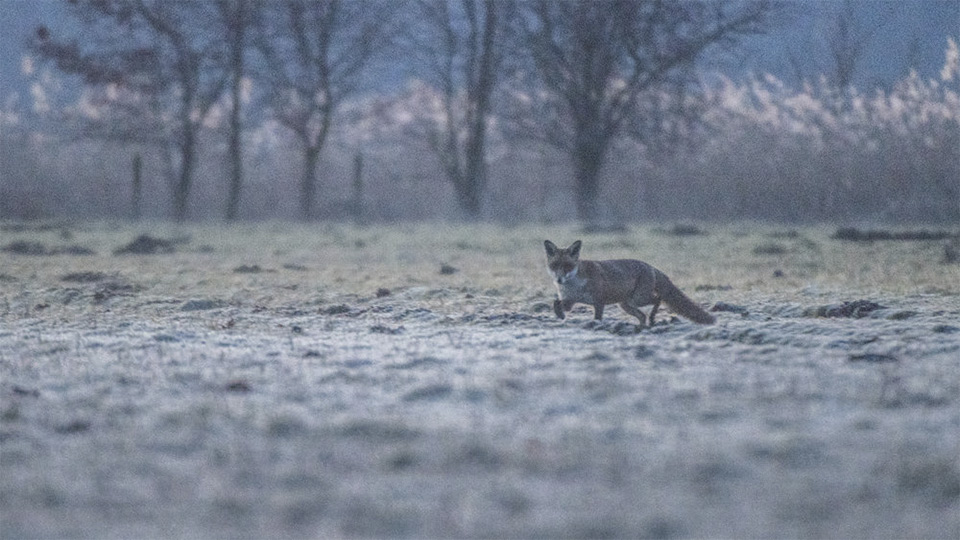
[1,1,957,223]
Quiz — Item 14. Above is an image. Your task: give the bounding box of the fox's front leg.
[553,298,565,319]
[593,304,604,320]
[554,298,578,319]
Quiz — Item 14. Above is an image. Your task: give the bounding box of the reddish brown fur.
[545,240,715,326]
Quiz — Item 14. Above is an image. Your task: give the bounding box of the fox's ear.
[569,240,582,258]
[544,240,558,257]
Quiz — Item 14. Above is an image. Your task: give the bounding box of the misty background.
[0,0,957,224]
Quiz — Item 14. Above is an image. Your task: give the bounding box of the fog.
[1,0,958,224]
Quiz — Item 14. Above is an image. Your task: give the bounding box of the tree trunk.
[225,0,246,222]
[225,71,244,221]
[131,153,142,220]
[300,145,320,220]
[174,129,196,222]
[453,175,482,219]
[352,151,364,223]
[572,141,606,223]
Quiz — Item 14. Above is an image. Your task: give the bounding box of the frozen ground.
[1,222,959,539]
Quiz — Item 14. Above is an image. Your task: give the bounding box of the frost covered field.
[1,221,959,539]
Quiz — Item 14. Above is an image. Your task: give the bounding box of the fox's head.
[544,240,582,285]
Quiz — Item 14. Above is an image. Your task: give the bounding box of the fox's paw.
[553,299,565,319]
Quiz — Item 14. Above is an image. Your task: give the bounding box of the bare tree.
[255,0,397,220]
[216,0,256,221]
[787,0,890,90]
[518,0,770,222]
[413,0,512,219]
[33,0,229,221]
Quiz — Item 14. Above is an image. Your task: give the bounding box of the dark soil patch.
[831,228,956,242]
[580,223,629,234]
[234,264,274,273]
[225,380,252,393]
[370,324,404,335]
[696,284,733,292]
[93,281,138,303]
[711,302,748,315]
[320,304,353,315]
[805,300,886,318]
[849,353,899,363]
[60,271,109,283]
[181,299,223,311]
[2,241,95,256]
[655,224,707,237]
[753,243,788,255]
[55,246,96,255]
[4,241,48,255]
[113,235,179,255]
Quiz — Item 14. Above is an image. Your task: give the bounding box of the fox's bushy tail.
[657,272,715,324]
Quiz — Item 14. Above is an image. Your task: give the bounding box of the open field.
[2,221,959,539]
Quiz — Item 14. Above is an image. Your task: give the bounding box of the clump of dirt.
[804,300,886,318]
[849,353,898,363]
[2,241,47,255]
[370,324,404,335]
[234,265,275,273]
[711,302,748,315]
[696,284,733,292]
[831,228,956,242]
[180,299,223,311]
[92,281,138,303]
[655,224,707,236]
[61,271,109,283]
[225,380,252,393]
[113,235,181,255]
[581,319,642,335]
[439,263,459,275]
[580,223,629,234]
[752,243,788,255]
[321,304,353,315]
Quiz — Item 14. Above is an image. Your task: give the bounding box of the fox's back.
[580,258,654,303]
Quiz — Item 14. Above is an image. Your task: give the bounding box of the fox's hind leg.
[619,302,648,326]
[648,297,661,325]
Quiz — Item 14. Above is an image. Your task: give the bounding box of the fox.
[544,239,715,326]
